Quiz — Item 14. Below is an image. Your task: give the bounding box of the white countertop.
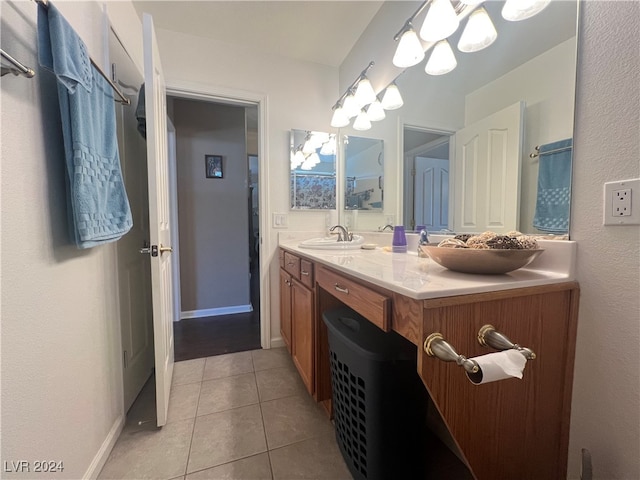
[278,232,577,300]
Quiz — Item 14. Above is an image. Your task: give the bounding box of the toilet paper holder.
[424,333,479,373]
[477,324,536,360]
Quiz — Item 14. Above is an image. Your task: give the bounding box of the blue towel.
[38,3,132,248]
[533,138,573,234]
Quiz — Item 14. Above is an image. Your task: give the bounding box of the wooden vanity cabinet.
[418,284,579,480]
[279,250,315,395]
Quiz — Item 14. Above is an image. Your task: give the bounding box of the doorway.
[168,97,262,361]
[402,125,454,231]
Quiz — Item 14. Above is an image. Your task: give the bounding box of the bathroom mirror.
[401,0,578,235]
[290,129,337,210]
[338,0,578,235]
[344,135,384,211]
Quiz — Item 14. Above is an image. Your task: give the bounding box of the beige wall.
[173,99,250,313]
[568,2,640,478]
[0,1,142,477]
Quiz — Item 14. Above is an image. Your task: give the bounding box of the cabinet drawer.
[279,249,285,269]
[316,266,391,331]
[300,259,314,289]
[284,252,300,279]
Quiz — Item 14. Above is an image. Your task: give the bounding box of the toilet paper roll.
[466,350,527,385]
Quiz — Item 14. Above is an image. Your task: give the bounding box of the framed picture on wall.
[205,155,223,178]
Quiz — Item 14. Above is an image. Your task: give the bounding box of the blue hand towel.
[533,138,573,234]
[38,3,132,248]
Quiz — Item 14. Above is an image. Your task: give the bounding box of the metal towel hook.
[477,324,536,360]
[424,333,479,374]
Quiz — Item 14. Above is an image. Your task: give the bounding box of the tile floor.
[98,348,352,480]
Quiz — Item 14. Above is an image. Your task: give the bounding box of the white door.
[110,28,154,412]
[143,13,174,427]
[452,101,524,234]
[414,157,449,232]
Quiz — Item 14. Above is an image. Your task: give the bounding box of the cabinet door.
[279,269,292,352]
[291,278,314,395]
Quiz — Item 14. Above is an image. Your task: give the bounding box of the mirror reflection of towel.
[533,138,572,234]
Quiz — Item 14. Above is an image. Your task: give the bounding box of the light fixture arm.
[332,61,375,109]
[393,1,431,41]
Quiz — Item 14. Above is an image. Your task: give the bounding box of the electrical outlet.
[603,179,640,226]
[613,189,631,216]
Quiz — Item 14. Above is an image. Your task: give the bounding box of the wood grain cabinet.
[278,247,579,479]
[279,250,315,395]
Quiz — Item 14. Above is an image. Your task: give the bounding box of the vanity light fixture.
[366,98,386,121]
[380,82,404,110]
[342,92,361,119]
[330,61,375,128]
[353,109,372,131]
[419,0,460,42]
[354,76,377,107]
[502,0,551,21]
[291,149,305,169]
[425,40,457,75]
[320,135,337,155]
[458,7,497,53]
[330,103,350,128]
[393,22,425,68]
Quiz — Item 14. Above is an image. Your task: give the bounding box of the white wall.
[152,27,338,345]
[465,38,576,234]
[568,2,640,478]
[1,1,142,478]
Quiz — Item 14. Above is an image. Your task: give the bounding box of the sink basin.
[299,235,365,250]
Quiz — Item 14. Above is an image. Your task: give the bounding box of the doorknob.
[159,245,173,255]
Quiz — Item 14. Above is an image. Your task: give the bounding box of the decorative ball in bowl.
[419,232,544,275]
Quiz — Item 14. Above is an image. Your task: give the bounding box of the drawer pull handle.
[477,324,536,360]
[301,270,310,276]
[287,262,296,267]
[334,283,349,294]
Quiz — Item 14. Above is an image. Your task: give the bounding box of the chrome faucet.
[329,225,353,242]
[381,224,394,232]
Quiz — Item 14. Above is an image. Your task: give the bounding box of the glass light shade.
[302,138,316,155]
[459,0,483,5]
[320,136,336,155]
[458,8,497,53]
[366,99,386,121]
[342,93,361,118]
[291,150,305,169]
[310,131,329,146]
[354,78,377,107]
[307,152,321,165]
[419,0,460,42]
[330,107,350,128]
[353,110,372,131]
[380,83,403,110]
[425,40,457,75]
[300,159,314,170]
[502,0,551,21]
[392,28,425,68]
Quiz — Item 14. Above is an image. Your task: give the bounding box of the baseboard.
[180,304,253,320]
[270,337,285,349]
[83,414,124,479]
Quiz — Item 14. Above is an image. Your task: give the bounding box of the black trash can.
[323,306,427,480]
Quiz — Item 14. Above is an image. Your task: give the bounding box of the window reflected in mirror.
[290,129,336,210]
[344,135,384,211]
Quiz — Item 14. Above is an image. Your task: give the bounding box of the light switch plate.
[272,212,288,229]
[603,178,640,226]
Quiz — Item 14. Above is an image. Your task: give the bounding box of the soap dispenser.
[418,228,429,257]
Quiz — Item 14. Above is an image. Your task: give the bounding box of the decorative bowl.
[419,245,544,274]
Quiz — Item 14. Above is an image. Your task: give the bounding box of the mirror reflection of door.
[403,127,453,231]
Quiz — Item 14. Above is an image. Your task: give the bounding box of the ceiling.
[131,1,384,67]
